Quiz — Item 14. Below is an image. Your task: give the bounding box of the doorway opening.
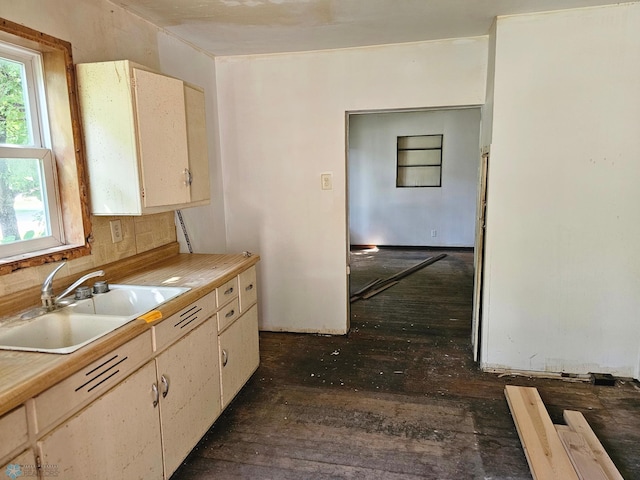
[346,106,484,359]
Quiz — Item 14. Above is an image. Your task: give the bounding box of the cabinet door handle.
[224,287,234,295]
[245,284,254,291]
[161,374,170,398]
[152,383,159,407]
[222,349,228,367]
[184,168,193,186]
[225,309,235,318]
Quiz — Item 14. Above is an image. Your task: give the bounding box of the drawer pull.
[161,375,170,398]
[225,309,235,318]
[245,284,254,291]
[152,383,159,407]
[222,349,228,367]
[224,287,234,295]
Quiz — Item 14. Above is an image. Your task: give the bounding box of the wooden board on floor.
[361,281,399,299]
[505,385,579,479]
[350,254,447,303]
[350,278,382,302]
[556,425,609,480]
[563,410,624,480]
[385,254,447,283]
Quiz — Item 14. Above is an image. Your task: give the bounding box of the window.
[396,134,443,187]
[0,17,91,274]
[0,41,64,256]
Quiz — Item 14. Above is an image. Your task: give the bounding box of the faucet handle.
[42,262,66,295]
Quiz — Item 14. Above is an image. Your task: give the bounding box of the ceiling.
[111,0,623,56]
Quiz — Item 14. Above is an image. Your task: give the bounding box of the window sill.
[0,243,91,275]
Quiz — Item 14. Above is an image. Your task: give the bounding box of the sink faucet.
[41,262,105,311]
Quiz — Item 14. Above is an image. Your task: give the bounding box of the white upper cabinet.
[76,60,210,215]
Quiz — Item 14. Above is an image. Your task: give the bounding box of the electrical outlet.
[110,220,123,243]
[321,173,333,190]
[431,229,437,238]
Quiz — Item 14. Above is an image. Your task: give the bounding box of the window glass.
[0,56,32,146]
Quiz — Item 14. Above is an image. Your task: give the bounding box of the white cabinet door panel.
[133,68,189,208]
[219,305,259,408]
[156,319,221,477]
[39,362,163,480]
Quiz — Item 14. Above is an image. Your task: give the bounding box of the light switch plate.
[321,173,333,190]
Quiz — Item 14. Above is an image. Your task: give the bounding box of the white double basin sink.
[0,285,190,354]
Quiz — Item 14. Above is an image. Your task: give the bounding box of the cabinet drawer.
[0,406,28,461]
[238,266,257,313]
[153,289,217,352]
[217,298,240,333]
[216,277,238,307]
[34,330,152,434]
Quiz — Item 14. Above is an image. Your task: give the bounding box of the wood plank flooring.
[171,248,640,479]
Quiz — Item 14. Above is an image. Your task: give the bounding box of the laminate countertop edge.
[0,251,260,417]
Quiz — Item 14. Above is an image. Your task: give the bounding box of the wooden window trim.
[0,17,92,275]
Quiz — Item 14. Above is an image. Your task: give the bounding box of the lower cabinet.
[19,262,260,479]
[219,304,259,408]
[39,317,221,479]
[0,405,28,466]
[39,361,163,479]
[155,318,221,477]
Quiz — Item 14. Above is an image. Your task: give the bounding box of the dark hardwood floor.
[172,248,640,479]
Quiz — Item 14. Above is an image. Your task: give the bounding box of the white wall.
[157,34,227,254]
[2,0,160,67]
[479,21,496,149]
[481,4,640,378]
[349,108,481,247]
[216,38,487,333]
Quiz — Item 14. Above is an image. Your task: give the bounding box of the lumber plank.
[349,253,447,303]
[361,281,399,299]
[556,425,609,480]
[563,410,624,480]
[350,278,382,302]
[505,385,579,480]
[386,254,447,283]
[350,254,446,302]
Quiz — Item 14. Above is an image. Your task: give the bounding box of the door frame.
[472,146,489,361]
[345,106,486,349]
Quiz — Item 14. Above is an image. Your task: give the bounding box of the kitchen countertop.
[0,248,260,417]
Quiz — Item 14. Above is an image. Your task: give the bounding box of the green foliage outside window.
[0,56,46,244]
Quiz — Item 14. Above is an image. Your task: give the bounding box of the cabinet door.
[133,68,190,209]
[39,362,163,480]
[0,406,28,463]
[184,84,210,205]
[77,61,142,215]
[219,305,260,408]
[156,318,221,477]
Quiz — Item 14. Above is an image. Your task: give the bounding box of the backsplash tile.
[0,212,176,297]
